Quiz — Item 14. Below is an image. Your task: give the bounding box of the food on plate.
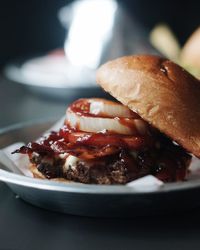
[150,24,200,79]
[14,54,200,185]
[180,27,200,79]
[149,23,181,63]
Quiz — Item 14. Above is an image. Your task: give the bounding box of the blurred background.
[0,0,199,66]
[0,0,199,128]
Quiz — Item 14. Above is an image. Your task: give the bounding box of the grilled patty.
[30,143,191,184]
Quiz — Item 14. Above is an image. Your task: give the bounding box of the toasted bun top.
[96,55,200,157]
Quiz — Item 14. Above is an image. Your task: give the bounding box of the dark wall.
[0,0,199,67]
[0,0,69,66]
[122,0,199,44]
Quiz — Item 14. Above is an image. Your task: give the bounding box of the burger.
[14,55,200,185]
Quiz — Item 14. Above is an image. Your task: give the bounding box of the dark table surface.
[1,75,200,250]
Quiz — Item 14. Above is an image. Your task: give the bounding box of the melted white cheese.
[63,155,79,171]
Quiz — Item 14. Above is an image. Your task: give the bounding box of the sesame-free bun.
[96,55,200,157]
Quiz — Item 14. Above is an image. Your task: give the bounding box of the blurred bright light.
[64,0,117,69]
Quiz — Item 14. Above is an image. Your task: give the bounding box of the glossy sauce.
[14,122,191,183]
[13,98,192,183]
[15,126,149,157]
[68,98,139,118]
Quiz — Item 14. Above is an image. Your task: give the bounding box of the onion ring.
[66,98,148,135]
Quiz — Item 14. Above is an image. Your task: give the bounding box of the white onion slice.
[66,98,148,135]
[88,98,137,118]
[66,109,147,135]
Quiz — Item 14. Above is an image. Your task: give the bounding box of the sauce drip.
[14,126,150,159]
[68,98,140,118]
[13,98,192,183]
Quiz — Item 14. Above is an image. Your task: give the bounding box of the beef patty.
[30,141,191,184]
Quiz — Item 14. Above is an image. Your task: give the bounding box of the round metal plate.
[0,120,200,217]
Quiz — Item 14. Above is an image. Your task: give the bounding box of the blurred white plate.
[3,51,105,99]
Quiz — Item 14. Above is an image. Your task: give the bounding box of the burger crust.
[96,55,200,157]
[29,164,72,183]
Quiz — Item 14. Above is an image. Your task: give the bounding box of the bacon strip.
[13,126,151,160]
